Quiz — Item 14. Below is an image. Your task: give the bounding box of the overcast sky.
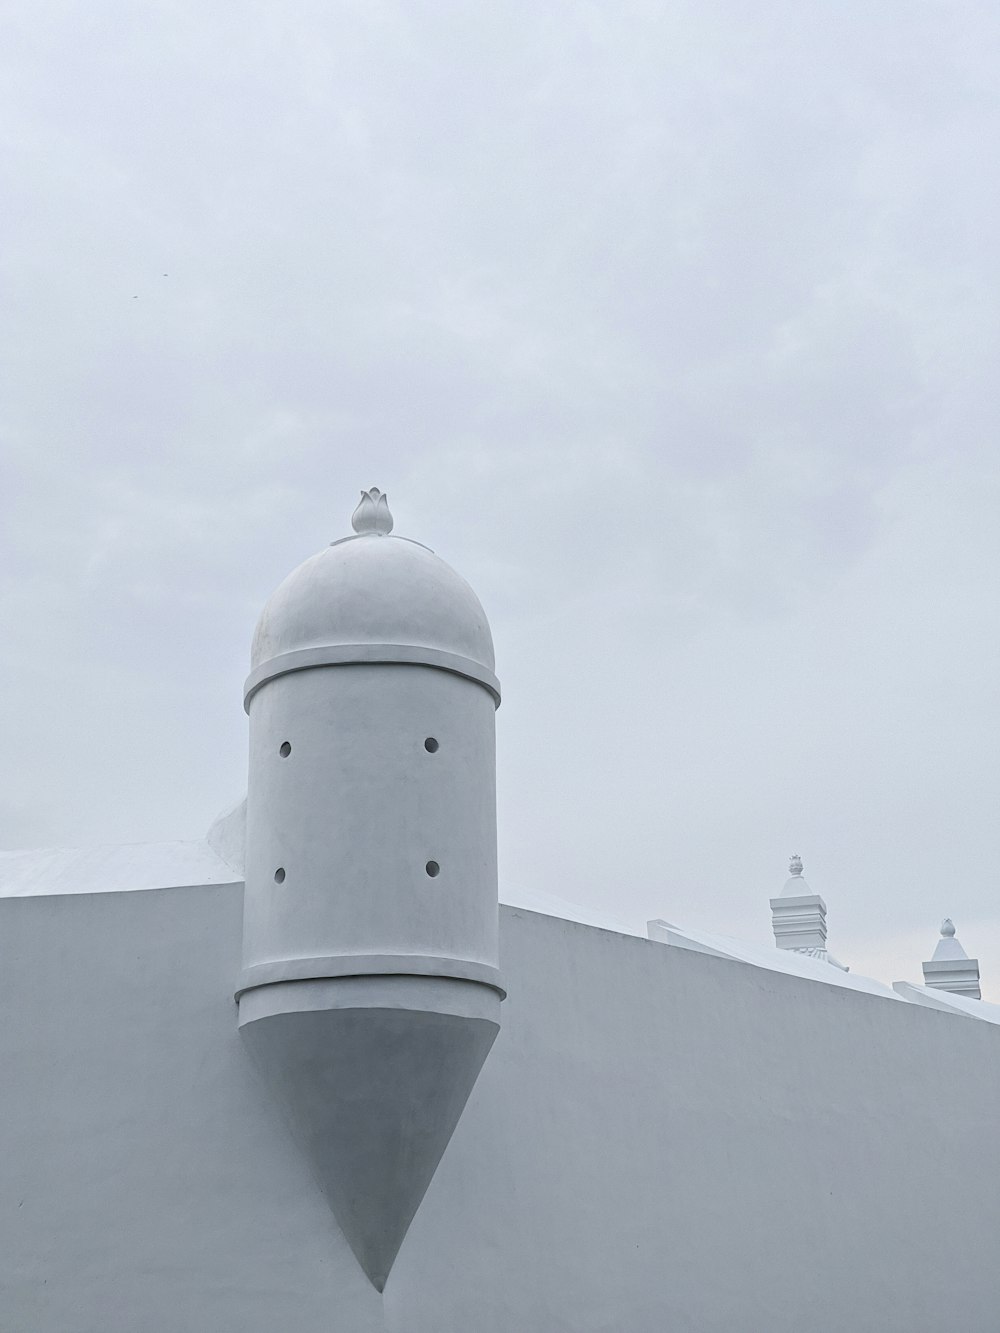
[3,2,998,997]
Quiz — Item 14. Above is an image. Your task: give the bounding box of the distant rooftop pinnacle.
[930,918,972,963]
[351,486,394,536]
[777,852,816,901]
[924,916,981,997]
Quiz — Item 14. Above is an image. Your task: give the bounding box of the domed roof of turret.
[250,488,495,674]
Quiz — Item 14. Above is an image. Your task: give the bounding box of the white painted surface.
[647,917,901,1000]
[240,513,501,992]
[921,919,982,998]
[241,663,500,980]
[249,528,495,679]
[205,798,247,874]
[501,883,642,937]
[0,827,646,939]
[770,890,829,951]
[777,852,813,896]
[931,918,970,961]
[0,838,241,897]
[2,888,998,1332]
[892,980,1000,1023]
[238,504,503,1289]
[769,856,847,966]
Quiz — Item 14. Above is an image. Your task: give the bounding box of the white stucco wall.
[1,884,997,1332]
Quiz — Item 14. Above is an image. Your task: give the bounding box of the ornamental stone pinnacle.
[351,486,394,536]
[923,917,981,999]
[771,855,848,970]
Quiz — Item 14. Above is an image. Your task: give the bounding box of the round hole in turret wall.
[274,867,286,884]
[424,737,439,753]
[279,742,291,757]
[425,861,440,878]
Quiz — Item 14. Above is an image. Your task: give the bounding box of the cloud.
[1,1,998,988]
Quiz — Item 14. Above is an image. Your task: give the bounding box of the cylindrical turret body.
[238,507,501,998]
[236,490,503,1291]
[242,661,498,981]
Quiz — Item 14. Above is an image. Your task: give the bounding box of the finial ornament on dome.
[789,854,803,877]
[351,487,394,536]
[941,917,956,938]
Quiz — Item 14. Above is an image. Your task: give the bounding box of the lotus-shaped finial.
[351,487,394,536]
[788,854,803,876]
[940,917,956,938]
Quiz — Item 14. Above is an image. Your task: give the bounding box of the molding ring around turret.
[235,953,507,1001]
[244,643,501,712]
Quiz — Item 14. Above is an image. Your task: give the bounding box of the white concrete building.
[1,493,998,1332]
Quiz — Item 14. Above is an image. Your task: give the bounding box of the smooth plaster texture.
[239,522,503,1288]
[242,977,499,1290]
[893,979,1000,1023]
[646,917,899,998]
[249,530,496,678]
[922,921,982,998]
[0,885,386,1333]
[0,838,241,896]
[242,664,499,976]
[2,886,999,1332]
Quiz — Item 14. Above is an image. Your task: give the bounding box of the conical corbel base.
[240,976,500,1291]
